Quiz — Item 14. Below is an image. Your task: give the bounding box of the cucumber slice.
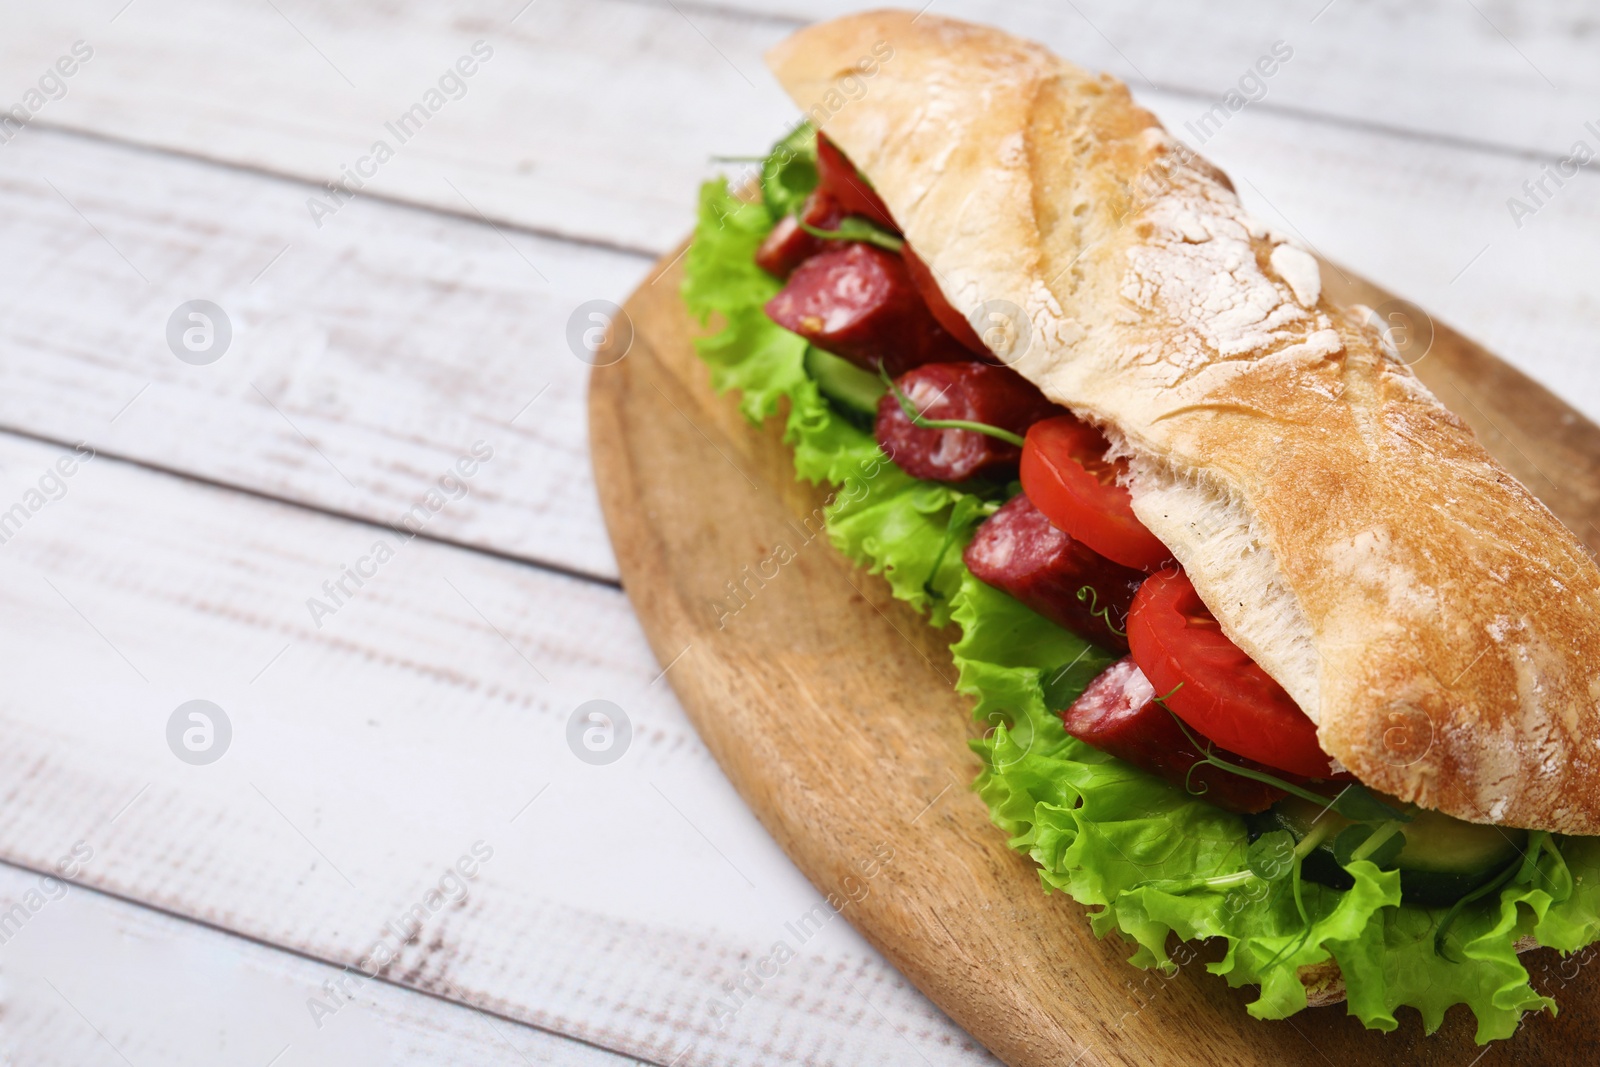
[1246,795,1527,907]
[805,347,885,423]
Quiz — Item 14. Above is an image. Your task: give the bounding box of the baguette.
[767,10,1600,837]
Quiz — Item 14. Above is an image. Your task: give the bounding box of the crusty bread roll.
[767,11,1600,836]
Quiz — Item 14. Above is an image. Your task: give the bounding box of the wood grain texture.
[8,0,1594,252]
[0,431,991,1066]
[0,2,1593,1060]
[0,127,642,583]
[0,0,796,254]
[0,862,639,1067]
[590,247,1600,1066]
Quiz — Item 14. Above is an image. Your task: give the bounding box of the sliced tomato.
[1126,569,1331,778]
[1020,415,1173,572]
[815,134,899,233]
[901,244,987,355]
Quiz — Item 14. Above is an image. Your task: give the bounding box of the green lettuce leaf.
[680,129,1600,1044]
[760,120,818,222]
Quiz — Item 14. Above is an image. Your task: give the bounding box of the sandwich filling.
[682,123,1600,1043]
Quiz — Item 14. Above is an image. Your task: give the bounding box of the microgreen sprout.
[1167,711,1412,825]
[878,365,1027,447]
[1076,585,1126,637]
[798,217,905,253]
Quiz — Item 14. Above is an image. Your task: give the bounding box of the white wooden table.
[0,2,1594,1063]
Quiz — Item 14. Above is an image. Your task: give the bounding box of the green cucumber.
[1246,795,1528,907]
[805,346,886,423]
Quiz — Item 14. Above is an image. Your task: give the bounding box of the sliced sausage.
[816,134,898,233]
[764,242,971,375]
[876,365,1061,483]
[1062,657,1287,814]
[816,134,993,358]
[755,190,845,279]
[963,493,1144,651]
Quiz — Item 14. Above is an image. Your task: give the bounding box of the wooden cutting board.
[588,247,1600,1067]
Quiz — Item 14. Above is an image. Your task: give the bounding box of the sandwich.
[680,9,1600,1042]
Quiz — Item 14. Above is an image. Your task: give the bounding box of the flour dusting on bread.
[768,9,1600,836]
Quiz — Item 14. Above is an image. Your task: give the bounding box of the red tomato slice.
[901,244,987,355]
[815,134,899,233]
[1020,415,1173,572]
[1127,569,1331,778]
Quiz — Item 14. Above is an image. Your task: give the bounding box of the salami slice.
[765,242,971,375]
[754,190,845,278]
[963,493,1143,651]
[876,364,1059,482]
[1063,657,1287,814]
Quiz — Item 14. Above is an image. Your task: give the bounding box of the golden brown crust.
[768,12,1600,835]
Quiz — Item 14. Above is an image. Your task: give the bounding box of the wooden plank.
[0,431,992,1066]
[0,5,1585,1060]
[587,244,1600,1067]
[0,861,639,1066]
[0,0,795,254]
[0,125,643,582]
[5,0,1596,252]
